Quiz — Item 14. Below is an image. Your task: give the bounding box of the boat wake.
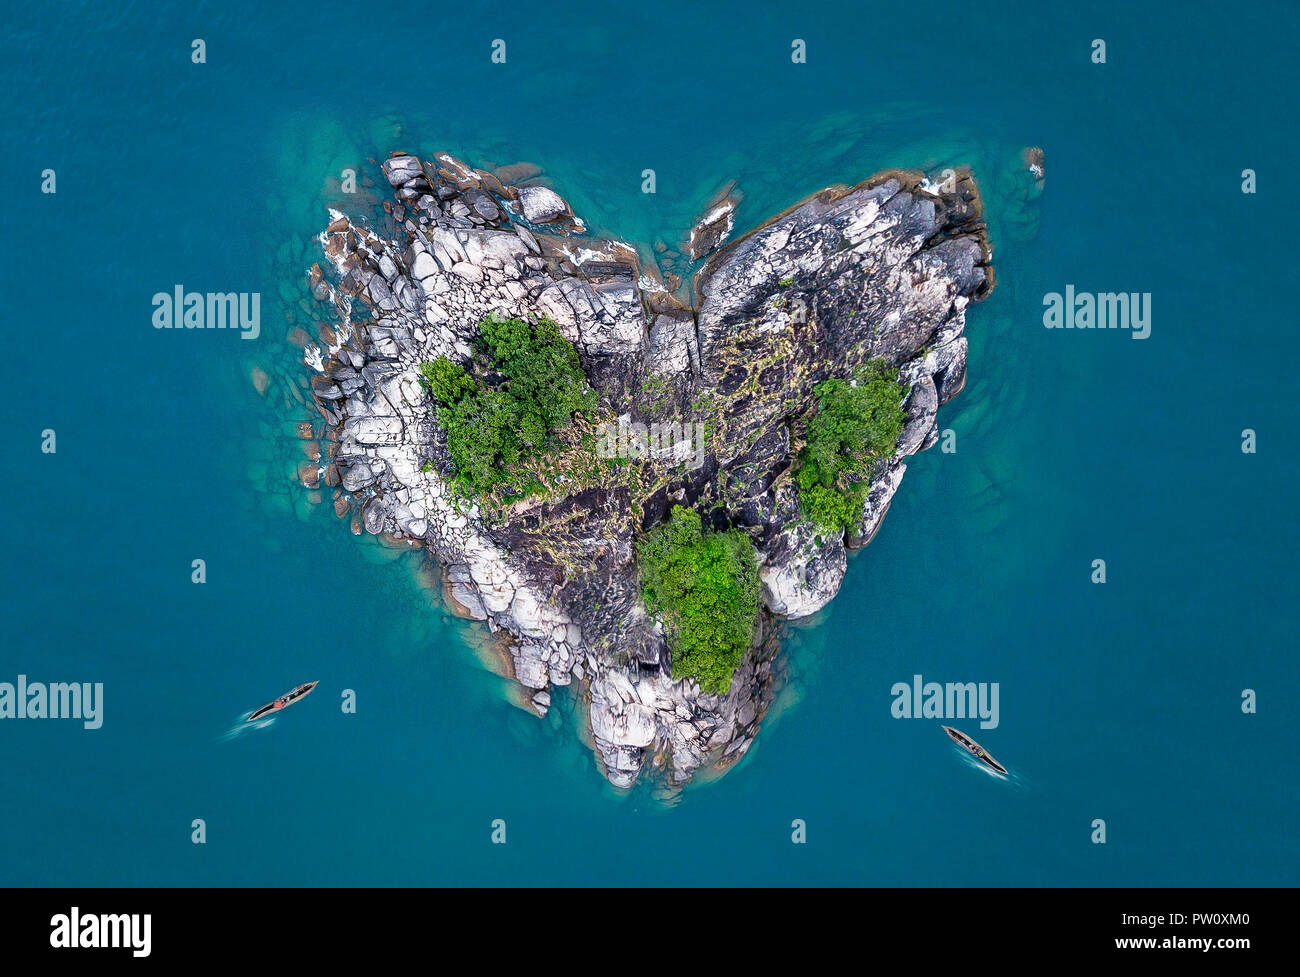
[952,746,1028,790]
[213,712,277,742]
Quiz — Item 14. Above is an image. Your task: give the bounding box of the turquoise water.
[2,1,1296,885]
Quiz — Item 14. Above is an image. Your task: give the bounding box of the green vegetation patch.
[795,357,909,533]
[637,505,760,695]
[419,314,597,497]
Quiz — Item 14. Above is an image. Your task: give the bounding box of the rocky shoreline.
[298,149,992,790]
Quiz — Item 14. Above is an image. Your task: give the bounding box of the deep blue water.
[2,1,1296,886]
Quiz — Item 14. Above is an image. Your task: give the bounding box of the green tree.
[419,315,595,496]
[795,357,909,532]
[419,358,474,404]
[638,506,761,695]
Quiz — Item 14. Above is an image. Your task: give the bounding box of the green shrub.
[797,480,863,531]
[637,505,760,695]
[419,358,475,404]
[419,315,596,495]
[795,357,909,532]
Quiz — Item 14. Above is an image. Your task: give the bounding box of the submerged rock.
[302,150,992,790]
[1022,146,1045,184]
[250,366,270,396]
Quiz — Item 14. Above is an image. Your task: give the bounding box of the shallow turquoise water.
[1,1,1296,885]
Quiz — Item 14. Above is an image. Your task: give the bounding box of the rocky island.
[301,150,992,791]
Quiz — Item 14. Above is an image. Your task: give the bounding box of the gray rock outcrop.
[301,150,992,791]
